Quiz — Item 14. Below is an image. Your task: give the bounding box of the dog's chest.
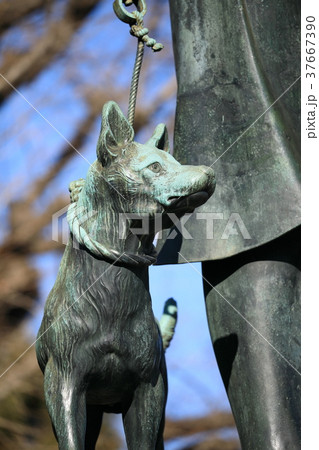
[73,261,162,380]
[39,248,163,406]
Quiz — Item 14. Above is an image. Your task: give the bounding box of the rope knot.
[130,24,149,38]
[130,10,163,52]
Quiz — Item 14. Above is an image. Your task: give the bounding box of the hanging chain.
[113,0,163,127]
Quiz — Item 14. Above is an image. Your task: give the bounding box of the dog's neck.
[67,187,157,267]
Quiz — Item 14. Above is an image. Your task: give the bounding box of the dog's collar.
[67,203,157,266]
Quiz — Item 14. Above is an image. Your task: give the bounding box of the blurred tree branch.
[0,0,103,103]
[0,0,48,32]
[165,412,236,440]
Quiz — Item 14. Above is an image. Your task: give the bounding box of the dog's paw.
[69,178,85,203]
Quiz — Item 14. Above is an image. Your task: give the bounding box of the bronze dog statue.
[36,101,215,449]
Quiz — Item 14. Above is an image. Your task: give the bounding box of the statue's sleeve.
[157,0,300,264]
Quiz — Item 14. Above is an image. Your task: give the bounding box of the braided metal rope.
[116,5,163,127]
[128,39,145,126]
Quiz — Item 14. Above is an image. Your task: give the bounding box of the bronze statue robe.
[158,0,300,263]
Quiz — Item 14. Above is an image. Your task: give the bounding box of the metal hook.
[113,0,147,25]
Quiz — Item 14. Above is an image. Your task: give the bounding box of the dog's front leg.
[122,364,167,450]
[44,358,87,450]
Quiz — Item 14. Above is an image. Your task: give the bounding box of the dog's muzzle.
[165,167,216,213]
[166,190,211,213]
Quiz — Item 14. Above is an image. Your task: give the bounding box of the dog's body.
[36,102,215,449]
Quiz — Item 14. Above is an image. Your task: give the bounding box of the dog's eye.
[148,162,162,173]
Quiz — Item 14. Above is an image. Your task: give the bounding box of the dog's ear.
[146,124,170,153]
[97,101,134,165]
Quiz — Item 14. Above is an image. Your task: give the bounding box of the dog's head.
[68,102,215,264]
[81,101,215,215]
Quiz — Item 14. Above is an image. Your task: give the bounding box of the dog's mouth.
[166,190,211,213]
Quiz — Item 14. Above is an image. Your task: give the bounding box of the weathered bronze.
[36,101,215,449]
[157,1,301,449]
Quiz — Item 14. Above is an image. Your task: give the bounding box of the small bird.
[159,298,178,351]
